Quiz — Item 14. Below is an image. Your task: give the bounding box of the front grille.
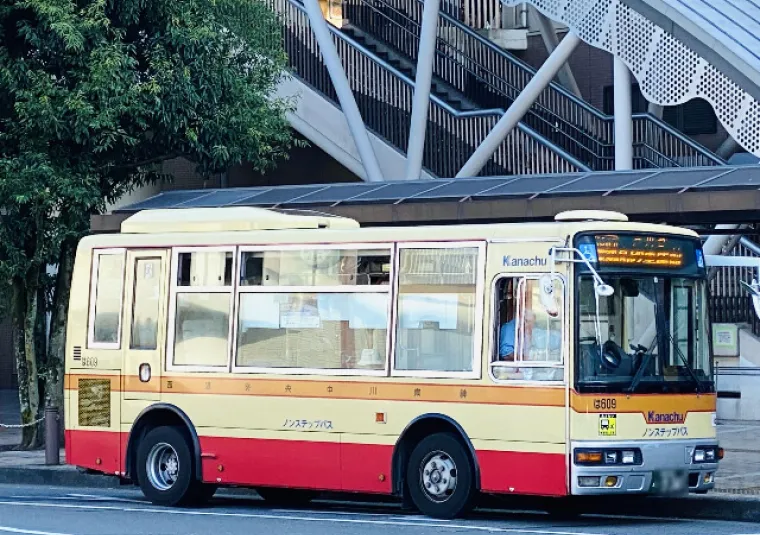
[78,378,111,427]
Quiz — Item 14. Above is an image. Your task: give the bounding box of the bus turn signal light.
[575,451,603,464]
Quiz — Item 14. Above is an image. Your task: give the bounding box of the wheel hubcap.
[420,451,457,502]
[146,442,180,491]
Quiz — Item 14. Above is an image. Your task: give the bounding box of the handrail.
[343,0,725,169]
[274,0,588,176]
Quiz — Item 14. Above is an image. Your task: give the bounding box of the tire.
[406,432,476,519]
[257,488,315,507]
[136,426,198,506]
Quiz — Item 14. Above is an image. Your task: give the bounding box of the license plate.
[651,470,689,495]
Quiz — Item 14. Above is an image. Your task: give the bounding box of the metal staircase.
[341,0,726,171]
[274,0,587,177]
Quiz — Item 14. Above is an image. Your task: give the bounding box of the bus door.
[121,250,168,412]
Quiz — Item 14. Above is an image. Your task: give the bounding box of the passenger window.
[130,258,161,350]
[394,247,480,374]
[240,249,390,286]
[235,247,392,373]
[89,251,125,347]
[492,276,564,382]
[171,249,233,368]
[236,292,388,370]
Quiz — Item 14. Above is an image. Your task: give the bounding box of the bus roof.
[78,207,699,249]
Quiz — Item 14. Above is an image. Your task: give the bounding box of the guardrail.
[343,0,725,171]
[273,0,586,177]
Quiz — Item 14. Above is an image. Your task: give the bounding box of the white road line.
[65,493,146,504]
[0,527,72,535]
[0,499,607,535]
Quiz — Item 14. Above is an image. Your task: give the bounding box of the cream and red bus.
[65,207,720,518]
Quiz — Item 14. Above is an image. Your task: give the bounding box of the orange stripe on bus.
[570,391,715,414]
[66,373,565,406]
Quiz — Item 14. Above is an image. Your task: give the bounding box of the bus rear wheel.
[137,426,198,506]
[407,432,476,519]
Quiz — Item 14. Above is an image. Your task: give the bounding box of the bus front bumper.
[570,440,719,496]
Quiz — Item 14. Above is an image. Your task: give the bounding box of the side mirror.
[595,283,615,297]
[538,274,559,317]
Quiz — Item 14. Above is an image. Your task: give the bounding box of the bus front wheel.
[136,426,199,506]
[407,432,476,519]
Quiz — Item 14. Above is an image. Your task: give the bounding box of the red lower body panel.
[478,450,567,496]
[65,430,566,497]
[65,429,123,475]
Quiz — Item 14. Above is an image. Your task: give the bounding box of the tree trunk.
[46,239,76,433]
[12,276,41,449]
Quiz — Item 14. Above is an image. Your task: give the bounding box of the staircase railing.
[273,0,587,177]
[343,0,725,171]
[709,235,760,338]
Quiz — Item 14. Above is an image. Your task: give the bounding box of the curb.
[0,467,123,489]
[0,466,759,522]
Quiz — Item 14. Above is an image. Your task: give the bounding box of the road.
[0,484,755,535]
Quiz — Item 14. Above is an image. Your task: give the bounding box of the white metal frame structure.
[294,0,760,184]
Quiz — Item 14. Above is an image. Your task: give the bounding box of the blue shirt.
[499,319,562,358]
[499,320,516,357]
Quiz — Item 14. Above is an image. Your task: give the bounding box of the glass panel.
[173,293,230,366]
[92,254,125,344]
[494,277,564,381]
[576,276,712,394]
[240,249,391,286]
[177,251,233,287]
[236,292,389,370]
[130,258,161,350]
[394,248,478,373]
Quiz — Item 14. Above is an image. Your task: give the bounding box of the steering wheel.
[600,340,624,370]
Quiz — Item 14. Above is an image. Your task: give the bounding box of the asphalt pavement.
[0,484,757,535]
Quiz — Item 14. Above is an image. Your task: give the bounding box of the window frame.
[167,246,237,372]
[489,272,567,385]
[87,248,127,350]
[128,256,163,351]
[232,243,394,376]
[390,241,486,380]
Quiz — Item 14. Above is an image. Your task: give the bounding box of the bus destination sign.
[594,235,686,268]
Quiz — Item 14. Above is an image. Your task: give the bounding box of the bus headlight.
[693,446,719,463]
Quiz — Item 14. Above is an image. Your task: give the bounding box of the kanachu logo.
[503,255,547,267]
[646,411,686,424]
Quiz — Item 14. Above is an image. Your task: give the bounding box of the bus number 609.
[594,398,616,410]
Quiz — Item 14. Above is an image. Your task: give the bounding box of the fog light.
[622,451,636,464]
[139,363,151,382]
[703,473,714,484]
[604,476,618,487]
[578,476,601,488]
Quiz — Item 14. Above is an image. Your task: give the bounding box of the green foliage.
[0,0,295,435]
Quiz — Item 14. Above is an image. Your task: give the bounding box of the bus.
[64,206,721,518]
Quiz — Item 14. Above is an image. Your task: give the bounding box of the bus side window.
[169,249,234,369]
[492,276,564,382]
[88,250,126,348]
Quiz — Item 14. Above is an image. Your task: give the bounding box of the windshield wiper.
[626,342,656,394]
[665,332,706,394]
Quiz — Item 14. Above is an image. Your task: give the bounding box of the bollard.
[45,406,60,465]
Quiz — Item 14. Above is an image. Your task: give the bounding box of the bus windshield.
[576,275,713,394]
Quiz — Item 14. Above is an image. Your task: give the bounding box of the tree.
[0,0,295,448]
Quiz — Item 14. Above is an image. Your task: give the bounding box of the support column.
[406,0,442,180]
[303,0,384,182]
[614,57,633,170]
[716,135,739,160]
[647,103,664,120]
[530,7,582,99]
[456,33,580,178]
